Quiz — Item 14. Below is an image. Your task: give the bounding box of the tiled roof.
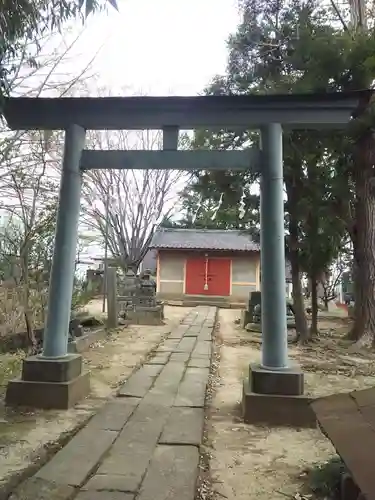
[150,228,260,252]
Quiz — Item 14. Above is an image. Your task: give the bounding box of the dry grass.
[0,285,47,338]
[0,351,25,394]
[208,309,375,500]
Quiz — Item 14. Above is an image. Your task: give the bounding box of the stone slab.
[159,407,204,446]
[6,372,90,410]
[35,427,118,487]
[9,477,75,500]
[117,364,162,398]
[76,492,134,500]
[96,405,170,492]
[164,338,180,347]
[137,445,199,500]
[168,328,187,339]
[142,362,187,406]
[156,346,175,353]
[156,339,180,352]
[175,337,196,353]
[82,474,138,494]
[181,315,197,325]
[184,326,202,337]
[146,353,170,365]
[188,357,211,368]
[197,333,213,342]
[86,399,140,431]
[174,368,210,408]
[192,342,211,357]
[169,352,190,363]
[22,354,82,382]
[242,379,316,428]
[166,333,184,341]
[200,327,214,335]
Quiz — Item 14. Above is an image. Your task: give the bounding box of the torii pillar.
[6,125,90,409]
[242,124,314,428]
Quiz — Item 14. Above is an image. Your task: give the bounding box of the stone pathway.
[11,306,216,500]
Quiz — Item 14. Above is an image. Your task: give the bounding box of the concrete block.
[6,372,90,410]
[250,363,304,396]
[22,354,82,382]
[242,379,316,428]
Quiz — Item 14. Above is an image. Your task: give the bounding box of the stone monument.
[241,291,296,330]
[118,269,164,325]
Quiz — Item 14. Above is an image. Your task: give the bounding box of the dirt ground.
[0,303,192,491]
[209,309,375,500]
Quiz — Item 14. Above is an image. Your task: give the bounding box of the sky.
[79,0,241,95]
[2,0,243,272]
[64,0,242,265]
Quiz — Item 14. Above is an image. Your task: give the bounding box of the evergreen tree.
[179,0,375,343]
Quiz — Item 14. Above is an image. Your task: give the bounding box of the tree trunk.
[348,131,375,346]
[286,181,309,342]
[24,308,38,354]
[290,249,309,341]
[310,276,319,337]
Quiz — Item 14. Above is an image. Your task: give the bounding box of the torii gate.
[2,92,359,425]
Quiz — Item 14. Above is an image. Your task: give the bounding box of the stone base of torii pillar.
[242,364,315,428]
[6,354,89,409]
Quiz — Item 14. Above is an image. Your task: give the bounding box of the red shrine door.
[185,256,231,296]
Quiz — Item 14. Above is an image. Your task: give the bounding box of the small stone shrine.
[118,269,164,325]
[241,291,295,329]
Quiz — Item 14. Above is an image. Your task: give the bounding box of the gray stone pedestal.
[242,364,315,428]
[240,309,253,328]
[6,354,90,409]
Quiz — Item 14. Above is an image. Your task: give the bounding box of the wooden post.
[107,267,118,328]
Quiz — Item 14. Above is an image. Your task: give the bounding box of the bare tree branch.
[82,129,187,270]
[0,22,103,346]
